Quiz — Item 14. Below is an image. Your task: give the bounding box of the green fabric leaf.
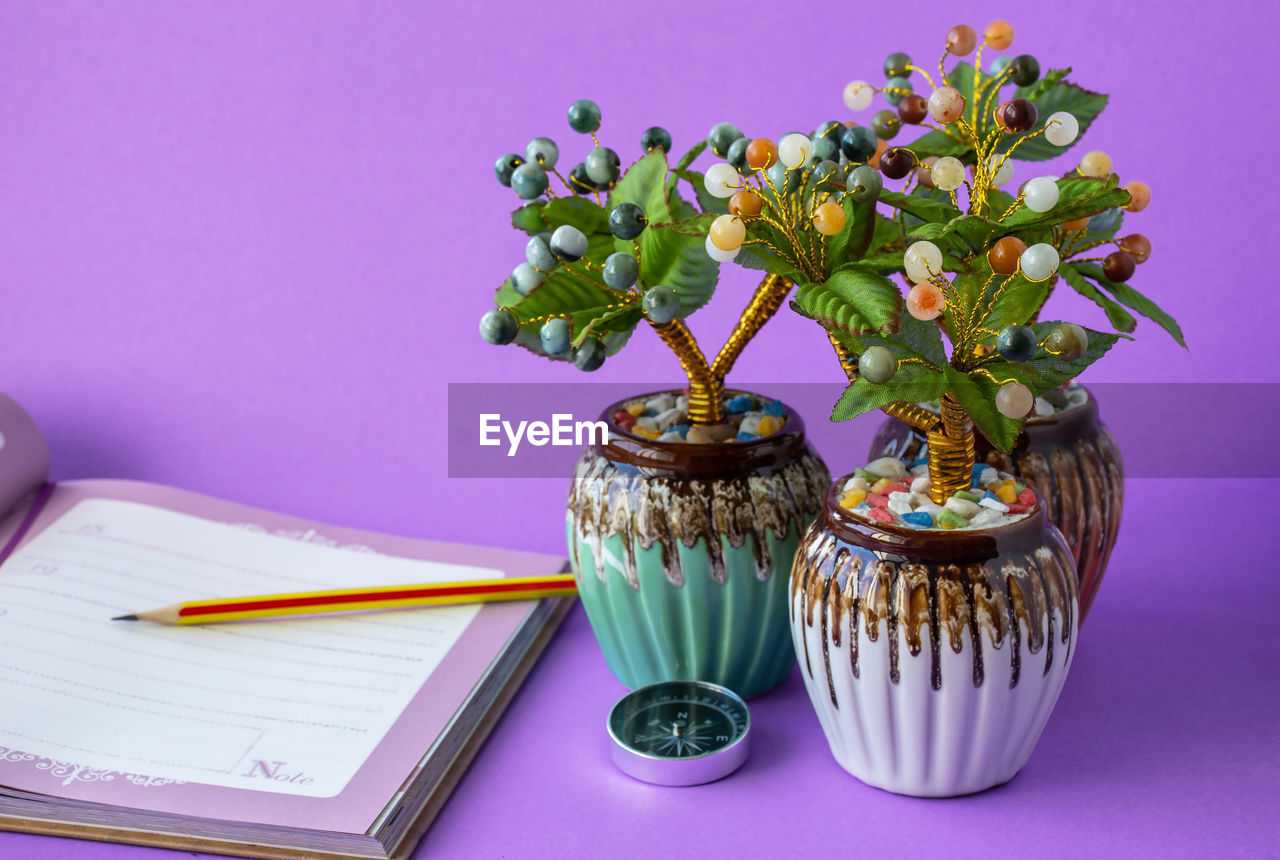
[737,244,802,280]
[494,277,524,309]
[830,365,950,422]
[1071,262,1186,346]
[946,365,1023,452]
[995,80,1108,162]
[820,305,948,369]
[1001,176,1130,232]
[879,189,962,224]
[1014,320,1125,393]
[609,151,672,223]
[511,203,548,235]
[824,197,878,275]
[792,267,902,337]
[637,222,719,317]
[541,197,609,235]
[673,168,730,215]
[674,140,707,173]
[985,272,1052,331]
[570,305,645,348]
[1014,67,1071,102]
[903,128,973,160]
[1059,263,1137,332]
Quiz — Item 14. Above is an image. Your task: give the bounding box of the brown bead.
[985,20,1014,50]
[898,93,929,124]
[745,138,777,171]
[1119,233,1152,263]
[879,147,914,180]
[915,156,938,189]
[946,24,977,56]
[988,236,1027,275]
[1062,217,1090,231]
[993,103,1009,132]
[729,188,763,217]
[1103,250,1136,282]
[1000,98,1038,133]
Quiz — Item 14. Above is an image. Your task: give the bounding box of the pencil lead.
[112,614,138,621]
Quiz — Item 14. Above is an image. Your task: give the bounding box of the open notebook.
[0,394,572,859]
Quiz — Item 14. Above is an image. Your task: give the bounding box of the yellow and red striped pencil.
[111,573,577,626]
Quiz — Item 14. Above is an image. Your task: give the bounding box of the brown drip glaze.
[868,387,1122,622]
[568,391,830,590]
[790,477,1077,698]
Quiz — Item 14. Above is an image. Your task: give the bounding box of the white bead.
[903,241,942,284]
[778,133,812,169]
[996,381,1034,418]
[1023,176,1059,213]
[1044,111,1079,146]
[705,234,738,263]
[985,153,1013,186]
[843,80,873,111]
[704,163,740,198]
[930,156,965,192]
[1019,243,1059,281]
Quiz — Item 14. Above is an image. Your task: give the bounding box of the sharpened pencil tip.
[112,614,138,621]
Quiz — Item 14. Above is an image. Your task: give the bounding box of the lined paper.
[0,499,496,798]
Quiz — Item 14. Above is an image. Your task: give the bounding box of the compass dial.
[607,681,750,786]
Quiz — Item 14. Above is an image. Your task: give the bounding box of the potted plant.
[842,28,1183,621]
[699,19,1149,793]
[480,102,893,697]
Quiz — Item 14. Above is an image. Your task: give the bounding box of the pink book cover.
[0,392,568,837]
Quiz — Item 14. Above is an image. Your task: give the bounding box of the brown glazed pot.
[868,386,1122,622]
[789,478,1078,796]
[566,391,830,698]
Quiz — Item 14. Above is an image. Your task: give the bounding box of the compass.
[607,681,750,786]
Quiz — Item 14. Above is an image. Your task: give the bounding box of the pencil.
[111,573,578,625]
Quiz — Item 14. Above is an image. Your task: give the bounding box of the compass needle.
[607,682,751,786]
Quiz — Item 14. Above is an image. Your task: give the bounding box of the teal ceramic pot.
[566,391,830,698]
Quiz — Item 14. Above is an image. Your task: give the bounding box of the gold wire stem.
[710,275,792,380]
[927,393,976,504]
[650,318,724,425]
[904,63,936,89]
[1067,237,1121,256]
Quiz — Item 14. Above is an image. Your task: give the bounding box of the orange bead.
[993,103,1009,131]
[1079,150,1112,178]
[984,20,1014,50]
[813,201,847,236]
[1124,181,1151,212]
[906,282,945,320]
[987,236,1026,275]
[869,138,888,168]
[1119,233,1152,263]
[947,24,977,55]
[745,138,778,170]
[1062,217,1090,231]
[729,188,763,217]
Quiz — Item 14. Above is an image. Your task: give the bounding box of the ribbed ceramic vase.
[789,478,1078,796]
[567,391,830,698]
[869,386,1121,622]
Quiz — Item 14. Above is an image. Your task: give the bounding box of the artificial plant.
[481,102,815,426]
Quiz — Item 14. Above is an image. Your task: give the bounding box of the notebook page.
[0,498,497,799]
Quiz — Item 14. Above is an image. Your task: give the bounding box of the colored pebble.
[936,509,969,528]
[868,493,889,509]
[901,511,934,528]
[944,497,982,518]
[888,492,914,515]
[657,430,684,443]
[726,395,755,414]
[866,457,908,480]
[993,483,1019,504]
[756,415,784,436]
[737,432,757,441]
[843,475,868,493]
[867,507,893,524]
[763,400,786,417]
[910,474,930,494]
[954,490,981,502]
[975,466,998,488]
[1006,503,1030,514]
[670,424,690,438]
[632,426,659,439]
[979,495,1010,513]
[869,478,894,495]
[635,415,658,430]
[625,402,645,416]
[1018,488,1037,506]
[841,488,868,508]
[613,410,637,431]
[910,457,929,469]
[655,407,684,431]
[854,468,879,483]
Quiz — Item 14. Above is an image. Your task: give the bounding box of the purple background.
[1,1,1277,857]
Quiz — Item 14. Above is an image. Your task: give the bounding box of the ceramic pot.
[789,478,1078,796]
[869,386,1121,622]
[567,391,830,698]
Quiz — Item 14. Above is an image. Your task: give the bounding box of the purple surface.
[0,0,1276,857]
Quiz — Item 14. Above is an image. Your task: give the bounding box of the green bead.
[726,136,750,171]
[858,345,897,383]
[845,165,882,202]
[510,163,548,200]
[989,56,1011,76]
[603,252,639,289]
[540,318,571,356]
[871,109,900,141]
[1045,323,1088,361]
[815,121,845,150]
[494,153,524,187]
[585,147,620,186]
[479,309,518,345]
[884,76,912,107]
[707,122,744,158]
[573,338,606,372]
[883,52,911,78]
[641,126,672,153]
[525,137,559,169]
[996,325,1037,362]
[841,126,877,162]
[609,203,647,239]
[567,99,601,134]
[642,285,680,324]
[1008,54,1040,87]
